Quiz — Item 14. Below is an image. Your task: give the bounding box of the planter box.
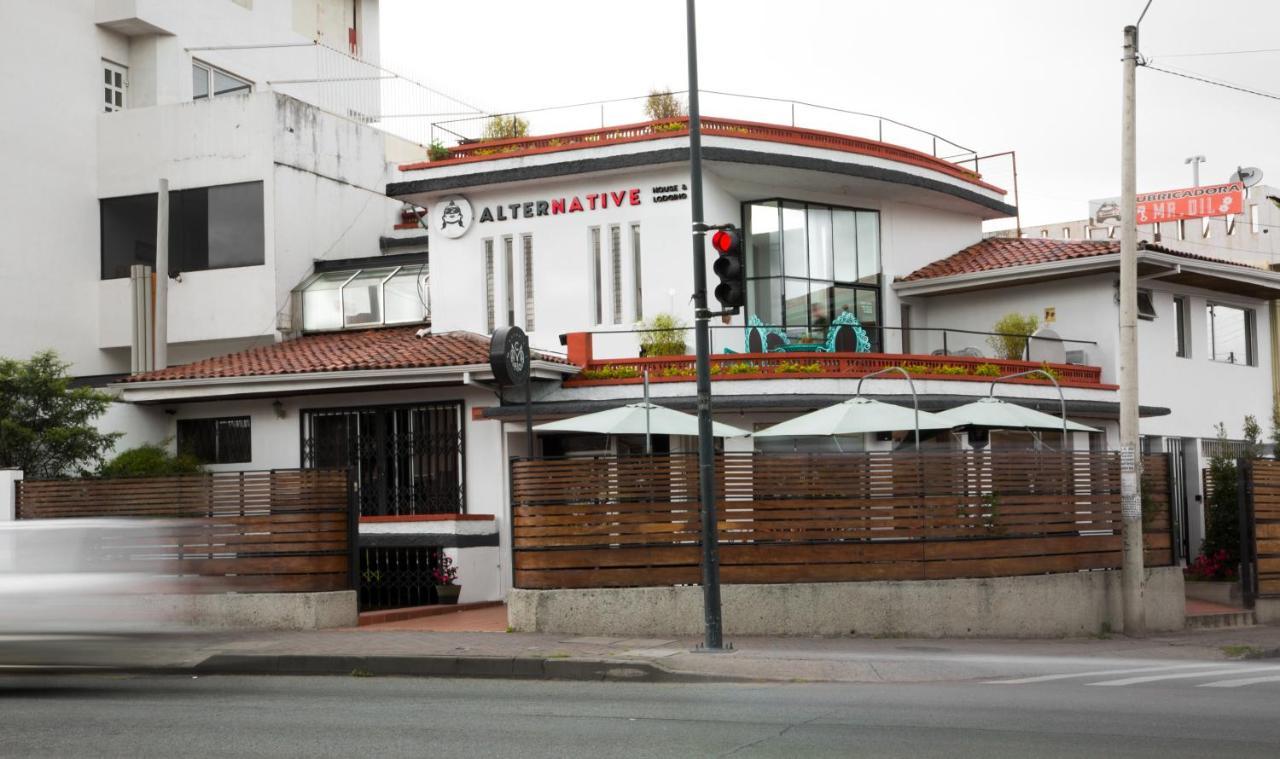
[1184,580,1242,605]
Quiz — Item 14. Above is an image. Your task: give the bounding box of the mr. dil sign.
[1090,181,1245,225]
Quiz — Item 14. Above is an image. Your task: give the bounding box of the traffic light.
[711,226,745,310]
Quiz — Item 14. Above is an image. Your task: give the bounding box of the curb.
[191,653,751,683]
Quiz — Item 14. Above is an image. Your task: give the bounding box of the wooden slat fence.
[511,451,1173,589]
[15,469,354,593]
[1248,459,1280,598]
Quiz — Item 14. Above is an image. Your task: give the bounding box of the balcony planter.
[432,554,460,605]
[435,584,462,605]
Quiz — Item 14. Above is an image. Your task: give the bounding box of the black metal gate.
[301,401,465,517]
[1165,438,1190,563]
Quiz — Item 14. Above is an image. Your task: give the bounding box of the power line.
[1141,63,1280,102]
[1151,47,1280,59]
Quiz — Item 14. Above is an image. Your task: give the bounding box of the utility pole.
[1185,155,1206,187]
[1120,24,1146,637]
[685,0,724,651]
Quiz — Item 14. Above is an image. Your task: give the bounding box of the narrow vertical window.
[1173,295,1188,358]
[1040,229,1049,238]
[589,227,602,324]
[1251,204,1260,234]
[1062,227,1071,240]
[610,225,623,324]
[1227,213,1237,236]
[503,236,515,327]
[522,234,534,331]
[1150,224,1161,242]
[1177,219,1186,241]
[103,60,126,113]
[1201,217,1211,239]
[631,224,643,322]
[483,238,495,333]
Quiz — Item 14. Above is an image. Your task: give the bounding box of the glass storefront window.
[744,199,881,346]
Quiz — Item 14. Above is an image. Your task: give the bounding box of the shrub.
[638,313,688,356]
[644,88,685,120]
[972,363,1002,377]
[99,443,203,478]
[717,361,759,375]
[660,366,696,378]
[427,140,451,161]
[481,114,529,141]
[987,312,1039,360]
[774,361,823,374]
[578,365,641,381]
[1196,418,1262,575]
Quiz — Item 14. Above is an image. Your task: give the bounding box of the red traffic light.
[711,228,740,253]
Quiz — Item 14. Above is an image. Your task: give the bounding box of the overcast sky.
[380,0,1280,229]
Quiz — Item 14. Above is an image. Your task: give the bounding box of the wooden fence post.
[1238,458,1256,608]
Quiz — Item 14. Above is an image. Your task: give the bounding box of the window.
[1207,303,1255,365]
[177,416,251,464]
[1251,204,1260,234]
[1150,223,1161,242]
[1201,217,1211,239]
[1062,227,1071,240]
[610,224,623,324]
[1107,226,1116,239]
[1173,295,1189,358]
[1040,229,1049,238]
[1137,289,1156,320]
[192,61,251,100]
[103,60,126,113]
[483,239,495,332]
[522,235,535,331]
[502,236,515,327]
[100,181,265,279]
[297,264,429,332]
[1227,213,1237,236]
[631,224,643,321]
[1085,227,1096,240]
[589,227,602,324]
[744,200,881,346]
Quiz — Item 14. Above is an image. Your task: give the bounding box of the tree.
[638,313,688,357]
[481,114,529,141]
[0,351,121,478]
[644,88,685,120]
[1271,400,1280,455]
[1199,422,1240,570]
[987,312,1039,360]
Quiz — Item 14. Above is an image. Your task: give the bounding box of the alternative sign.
[1090,181,1245,225]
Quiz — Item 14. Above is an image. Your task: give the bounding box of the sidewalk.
[9,606,1280,684]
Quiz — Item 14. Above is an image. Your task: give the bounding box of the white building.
[105,112,1280,604]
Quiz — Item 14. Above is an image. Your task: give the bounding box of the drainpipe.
[154,178,169,370]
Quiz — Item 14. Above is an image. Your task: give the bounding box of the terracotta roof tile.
[124,327,567,383]
[901,237,1262,282]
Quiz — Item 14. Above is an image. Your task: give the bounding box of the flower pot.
[435,584,461,605]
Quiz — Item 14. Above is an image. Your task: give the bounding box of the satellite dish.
[1231,166,1263,188]
[1027,326,1066,365]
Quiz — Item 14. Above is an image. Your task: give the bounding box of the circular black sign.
[489,326,530,386]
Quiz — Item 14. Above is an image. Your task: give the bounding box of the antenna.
[1231,166,1264,188]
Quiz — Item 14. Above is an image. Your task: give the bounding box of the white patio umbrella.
[754,397,955,439]
[936,397,1099,434]
[534,402,751,438]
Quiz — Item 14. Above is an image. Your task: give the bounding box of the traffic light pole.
[686,0,724,651]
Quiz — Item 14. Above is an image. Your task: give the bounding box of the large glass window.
[177,416,251,464]
[1207,303,1255,366]
[100,181,265,279]
[297,264,429,332]
[745,200,881,346]
[192,61,251,101]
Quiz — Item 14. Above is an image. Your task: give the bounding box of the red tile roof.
[901,237,1262,282]
[124,327,567,383]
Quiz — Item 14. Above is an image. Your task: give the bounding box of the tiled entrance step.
[1186,598,1256,630]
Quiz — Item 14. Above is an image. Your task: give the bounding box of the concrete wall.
[508,567,1186,638]
[148,590,357,630]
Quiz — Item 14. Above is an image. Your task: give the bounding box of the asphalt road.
[2,674,1279,758]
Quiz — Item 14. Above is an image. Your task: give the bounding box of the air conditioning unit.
[1065,349,1088,365]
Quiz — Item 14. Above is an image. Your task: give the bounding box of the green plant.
[1037,363,1060,381]
[660,366,696,378]
[981,492,1005,535]
[987,312,1039,360]
[932,364,969,376]
[481,114,529,141]
[773,361,823,374]
[638,313,688,357]
[716,361,759,375]
[1198,421,1244,572]
[427,140,451,161]
[1221,644,1263,659]
[897,363,930,375]
[0,351,122,478]
[99,442,203,478]
[1244,414,1262,460]
[972,363,1002,377]
[578,365,641,381]
[643,88,685,120]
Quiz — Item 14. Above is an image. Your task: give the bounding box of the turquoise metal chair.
[822,311,872,353]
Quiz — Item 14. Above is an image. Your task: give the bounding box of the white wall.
[913,273,1275,443]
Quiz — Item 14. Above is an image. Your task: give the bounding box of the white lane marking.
[1088,665,1280,686]
[986,663,1225,685]
[1199,674,1280,688]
